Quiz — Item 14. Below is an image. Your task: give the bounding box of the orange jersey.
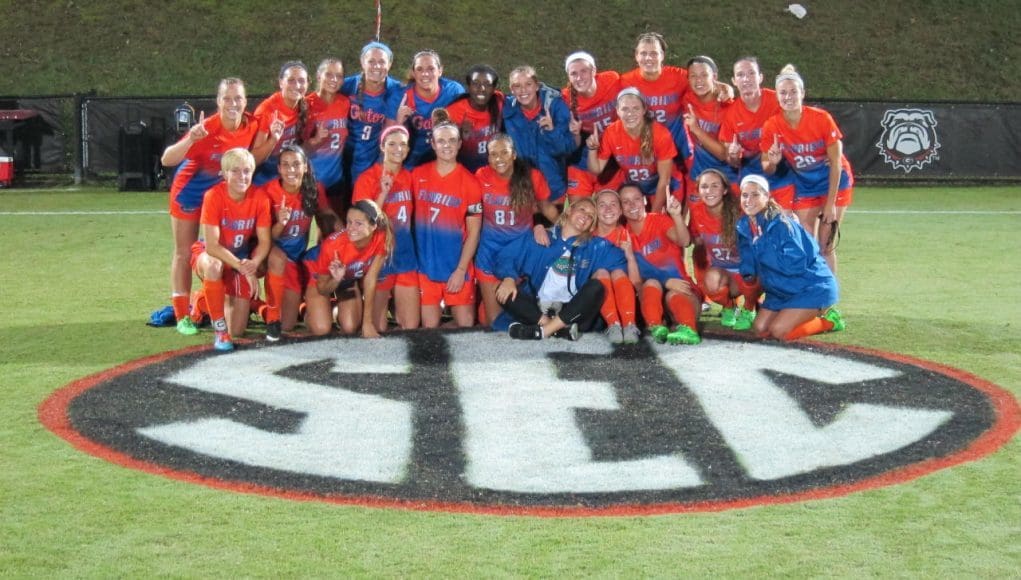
[561,70,621,133]
[199,182,272,260]
[598,224,635,248]
[445,95,504,172]
[312,228,388,283]
[598,120,677,192]
[687,202,740,271]
[303,92,351,188]
[352,163,416,275]
[718,88,781,159]
[253,92,302,184]
[620,66,690,126]
[761,106,853,197]
[628,212,687,279]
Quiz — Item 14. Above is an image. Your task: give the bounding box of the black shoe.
[553,323,580,341]
[508,322,543,340]
[265,321,282,342]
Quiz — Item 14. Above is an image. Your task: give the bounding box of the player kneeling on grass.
[736,174,844,340]
[494,197,625,341]
[192,148,272,352]
[259,144,340,342]
[309,200,394,338]
[620,184,703,345]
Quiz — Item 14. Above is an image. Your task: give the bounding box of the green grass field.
[1,186,1019,577]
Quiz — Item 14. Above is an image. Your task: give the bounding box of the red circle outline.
[38,337,1020,517]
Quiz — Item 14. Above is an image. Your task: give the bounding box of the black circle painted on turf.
[63,330,1003,509]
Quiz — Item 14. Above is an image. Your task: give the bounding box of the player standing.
[445,64,504,172]
[396,50,466,168]
[252,61,309,185]
[304,58,351,212]
[161,77,262,336]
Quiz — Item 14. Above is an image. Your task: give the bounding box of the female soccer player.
[304,58,351,207]
[351,125,419,331]
[620,184,702,345]
[593,189,641,344]
[681,55,738,203]
[494,197,626,341]
[736,174,844,340]
[445,64,503,172]
[396,50,466,168]
[311,200,394,338]
[717,57,792,202]
[562,51,621,199]
[686,169,761,330]
[474,133,559,327]
[619,32,694,180]
[341,41,404,189]
[258,144,339,341]
[411,121,482,328]
[252,61,309,185]
[502,65,576,204]
[161,77,261,336]
[761,64,854,273]
[586,87,677,212]
[191,147,272,352]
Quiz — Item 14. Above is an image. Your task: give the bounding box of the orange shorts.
[791,187,854,211]
[377,270,418,293]
[169,192,202,221]
[190,240,259,299]
[772,184,796,210]
[418,272,476,307]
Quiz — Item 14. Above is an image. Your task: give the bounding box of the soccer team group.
[163,32,851,352]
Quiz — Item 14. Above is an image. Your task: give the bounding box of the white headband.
[616,87,644,105]
[564,51,596,73]
[740,174,771,194]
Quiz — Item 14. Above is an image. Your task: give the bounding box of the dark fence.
[1,94,1018,186]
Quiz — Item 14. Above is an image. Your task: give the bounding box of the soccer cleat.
[509,322,543,340]
[733,308,756,331]
[622,324,641,344]
[666,324,702,345]
[604,323,624,344]
[176,317,198,336]
[265,321,282,342]
[649,324,670,344]
[721,307,738,328]
[213,330,234,352]
[823,307,846,332]
[553,323,580,341]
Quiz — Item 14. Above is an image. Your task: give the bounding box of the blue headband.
[360,41,393,63]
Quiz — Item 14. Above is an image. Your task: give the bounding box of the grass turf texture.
[1,186,1019,576]
[1,1,1018,101]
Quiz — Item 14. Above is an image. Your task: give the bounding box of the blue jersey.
[502,84,576,201]
[341,74,404,183]
[402,78,466,168]
[737,212,838,311]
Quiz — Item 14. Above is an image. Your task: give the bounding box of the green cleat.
[720,307,738,327]
[823,307,846,332]
[666,324,702,345]
[176,317,198,336]
[733,308,756,331]
[649,324,670,344]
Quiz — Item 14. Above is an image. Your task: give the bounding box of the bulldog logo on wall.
[876,108,941,173]
[39,331,1019,517]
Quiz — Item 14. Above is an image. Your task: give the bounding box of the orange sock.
[613,276,637,326]
[172,294,189,321]
[203,279,226,324]
[784,316,834,341]
[189,289,208,322]
[641,285,664,327]
[265,272,285,323]
[667,292,698,329]
[598,278,620,326]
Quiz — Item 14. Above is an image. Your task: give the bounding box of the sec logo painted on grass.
[40,331,1019,516]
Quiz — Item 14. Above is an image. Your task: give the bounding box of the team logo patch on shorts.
[876,108,942,173]
[39,331,1019,516]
